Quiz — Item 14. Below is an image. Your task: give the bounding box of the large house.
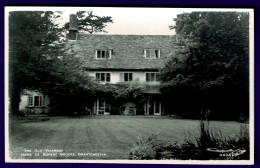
[19,14,177,116]
[66,14,177,116]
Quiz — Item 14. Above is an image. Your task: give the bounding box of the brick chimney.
[68,14,78,40]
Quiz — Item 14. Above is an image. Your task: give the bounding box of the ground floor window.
[28,95,43,107]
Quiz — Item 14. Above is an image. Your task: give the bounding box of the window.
[96,50,111,59]
[145,49,160,58]
[120,73,133,82]
[96,73,111,82]
[146,73,159,82]
[28,96,43,107]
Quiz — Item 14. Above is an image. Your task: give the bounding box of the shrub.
[128,122,250,160]
[192,121,249,160]
[128,134,200,160]
[128,134,163,160]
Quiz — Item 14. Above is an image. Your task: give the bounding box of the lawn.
[8,115,246,160]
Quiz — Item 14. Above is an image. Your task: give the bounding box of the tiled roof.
[66,34,177,70]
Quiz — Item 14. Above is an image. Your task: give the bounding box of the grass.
[8,115,245,160]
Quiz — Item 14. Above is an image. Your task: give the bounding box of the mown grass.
[9,116,245,160]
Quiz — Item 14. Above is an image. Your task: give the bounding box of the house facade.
[66,14,177,116]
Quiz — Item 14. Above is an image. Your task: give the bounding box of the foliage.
[45,53,95,115]
[128,122,249,160]
[128,134,200,160]
[64,11,113,34]
[193,121,249,160]
[129,119,249,160]
[161,12,249,120]
[9,11,63,115]
[9,11,114,116]
[89,81,149,115]
[128,134,165,160]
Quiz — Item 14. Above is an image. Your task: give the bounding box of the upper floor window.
[145,49,160,58]
[146,73,160,82]
[28,95,43,107]
[96,73,111,82]
[120,73,133,82]
[96,50,111,59]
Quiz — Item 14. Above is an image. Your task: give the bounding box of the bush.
[128,122,250,160]
[194,121,249,160]
[128,134,200,160]
[128,134,163,159]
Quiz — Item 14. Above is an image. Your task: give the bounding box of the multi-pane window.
[146,73,159,82]
[96,50,111,59]
[96,73,111,82]
[28,96,33,106]
[145,49,160,58]
[120,73,133,82]
[28,96,43,107]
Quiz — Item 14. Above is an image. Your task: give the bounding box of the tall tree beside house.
[9,11,63,115]
[64,11,113,34]
[9,11,114,116]
[161,12,249,120]
[46,50,96,115]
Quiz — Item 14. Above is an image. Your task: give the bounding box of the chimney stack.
[68,14,78,40]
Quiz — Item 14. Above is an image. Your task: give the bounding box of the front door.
[98,99,111,115]
[146,100,161,115]
[154,101,161,115]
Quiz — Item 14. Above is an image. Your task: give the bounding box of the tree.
[9,11,114,116]
[64,11,113,34]
[9,11,64,115]
[161,12,249,120]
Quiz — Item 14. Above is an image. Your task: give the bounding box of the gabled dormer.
[144,49,160,59]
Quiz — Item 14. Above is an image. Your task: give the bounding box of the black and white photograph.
[5,7,254,164]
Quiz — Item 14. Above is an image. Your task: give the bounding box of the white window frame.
[120,72,134,82]
[95,72,111,82]
[28,95,44,107]
[144,49,160,59]
[95,50,112,59]
[145,100,161,115]
[98,98,111,115]
[145,72,160,82]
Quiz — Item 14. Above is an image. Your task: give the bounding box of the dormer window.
[145,49,160,58]
[96,50,112,59]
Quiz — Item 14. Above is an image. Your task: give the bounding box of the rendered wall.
[87,71,160,84]
[18,90,50,114]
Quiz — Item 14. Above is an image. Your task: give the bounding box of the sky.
[6,7,252,35]
[56,7,185,35]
